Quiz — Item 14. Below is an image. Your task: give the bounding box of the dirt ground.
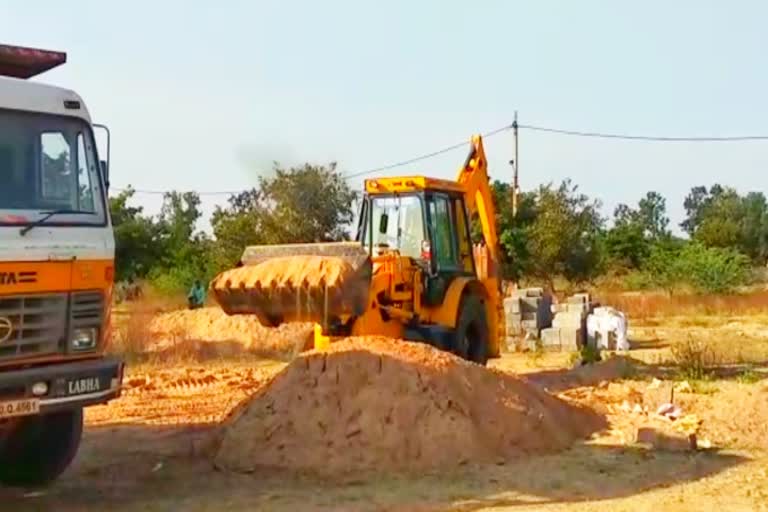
[2,313,768,511]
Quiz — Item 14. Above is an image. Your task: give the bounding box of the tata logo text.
[0,271,37,285]
[0,317,13,343]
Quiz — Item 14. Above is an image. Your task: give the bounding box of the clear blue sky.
[3,1,767,233]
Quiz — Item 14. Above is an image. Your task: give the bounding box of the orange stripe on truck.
[0,260,114,295]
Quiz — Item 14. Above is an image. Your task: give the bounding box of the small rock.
[636,427,695,452]
[648,378,663,390]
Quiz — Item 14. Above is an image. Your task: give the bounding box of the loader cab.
[357,177,476,306]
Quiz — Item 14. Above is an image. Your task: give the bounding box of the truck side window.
[77,133,95,212]
[428,195,459,270]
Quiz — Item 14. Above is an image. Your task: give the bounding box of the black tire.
[453,294,489,366]
[0,408,83,487]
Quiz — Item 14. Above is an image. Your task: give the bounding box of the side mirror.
[93,123,111,190]
[100,160,109,189]
[378,213,389,234]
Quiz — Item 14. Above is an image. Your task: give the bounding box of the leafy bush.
[630,241,750,294]
[621,270,656,291]
[737,369,761,384]
[678,243,751,293]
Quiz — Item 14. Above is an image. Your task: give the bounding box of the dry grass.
[109,303,153,360]
[109,295,213,364]
[109,291,312,366]
[669,335,722,380]
[110,286,188,356]
[594,289,768,321]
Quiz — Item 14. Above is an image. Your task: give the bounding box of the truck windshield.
[0,109,106,226]
[361,195,426,259]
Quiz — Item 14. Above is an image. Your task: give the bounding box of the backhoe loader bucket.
[210,242,372,328]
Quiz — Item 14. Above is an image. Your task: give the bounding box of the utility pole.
[511,111,519,218]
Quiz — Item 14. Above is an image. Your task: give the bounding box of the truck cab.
[0,44,123,486]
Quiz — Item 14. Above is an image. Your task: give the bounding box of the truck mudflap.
[0,357,123,417]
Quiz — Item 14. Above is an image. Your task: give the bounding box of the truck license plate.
[0,398,40,419]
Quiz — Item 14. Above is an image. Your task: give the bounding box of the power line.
[114,120,768,197]
[342,123,513,179]
[518,123,768,142]
[112,187,239,196]
[117,123,514,195]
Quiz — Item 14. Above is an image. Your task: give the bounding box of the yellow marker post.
[313,323,330,351]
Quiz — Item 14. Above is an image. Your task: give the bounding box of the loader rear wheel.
[0,408,83,487]
[454,294,489,366]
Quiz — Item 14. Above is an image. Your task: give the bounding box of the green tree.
[150,191,213,292]
[640,241,750,294]
[603,191,670,269]
[158,191,203,253]
[258,162,357,243]
[109,187,165,281]
[476,181,536,281]
[693,188,744,249]
[637,191,670,240]
[210,162,357,272]
[741,192,768,261]
[210,189,264,271]
[682,184,723,236]
[604,211,648,269]
[525,179,604,287]
[682,184,768,263]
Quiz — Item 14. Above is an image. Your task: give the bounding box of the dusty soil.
[2,311,768,511]
[87,360,284,428]
[215,337,603,475]
[148,307,313,358]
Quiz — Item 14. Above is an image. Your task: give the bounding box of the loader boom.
[455,135,503,352]
[456,135,501,278]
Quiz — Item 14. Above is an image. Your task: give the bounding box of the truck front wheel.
[0,408,83,487]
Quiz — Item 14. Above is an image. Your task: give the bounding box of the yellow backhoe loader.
[211,135,504,364]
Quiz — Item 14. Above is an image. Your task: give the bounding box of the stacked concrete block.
[503,288,552,347]
[540,292,593,351]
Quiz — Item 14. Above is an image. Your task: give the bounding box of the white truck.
[0,44,123,485]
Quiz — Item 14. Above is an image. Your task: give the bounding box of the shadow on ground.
[0,424,749,512]
[525,354,768,393]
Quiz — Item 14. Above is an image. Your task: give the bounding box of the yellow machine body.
[211,134,505,363]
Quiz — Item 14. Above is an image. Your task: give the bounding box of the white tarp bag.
[586,314,604,349]
[614,312,629,351]
[586,308,629,351]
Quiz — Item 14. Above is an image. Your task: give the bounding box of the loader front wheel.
[454,294,489,366]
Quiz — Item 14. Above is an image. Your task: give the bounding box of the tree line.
[110,163,356,294]
[110,162,767,295]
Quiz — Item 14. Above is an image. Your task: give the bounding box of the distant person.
[187,279,206,310]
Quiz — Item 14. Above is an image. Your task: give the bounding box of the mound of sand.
[214,337,604,475]
[149,307,313,357]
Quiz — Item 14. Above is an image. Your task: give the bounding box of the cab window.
[454,198,474,273]
[427,194,460,270]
